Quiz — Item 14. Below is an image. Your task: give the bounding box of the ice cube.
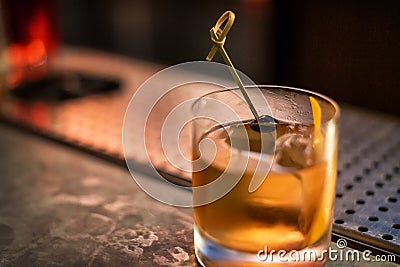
[274,132,314,170]
[226,123,275,154]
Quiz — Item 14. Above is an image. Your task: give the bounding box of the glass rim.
[191,84,341,122]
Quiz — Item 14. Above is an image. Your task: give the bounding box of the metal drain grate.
[0,50,398,259]
[334,106,400,257]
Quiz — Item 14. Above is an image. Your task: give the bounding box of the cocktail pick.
[206,11,260,121]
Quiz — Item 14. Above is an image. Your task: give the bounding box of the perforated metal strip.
[334,106,400,257]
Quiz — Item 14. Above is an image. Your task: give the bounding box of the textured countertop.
[0,124,196,266]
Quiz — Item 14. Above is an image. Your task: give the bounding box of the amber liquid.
[193,120,336,255]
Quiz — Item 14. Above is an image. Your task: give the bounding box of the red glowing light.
[27,39,47,66]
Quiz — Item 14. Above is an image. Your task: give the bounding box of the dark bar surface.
[0,123,196,266]
[0,50,398,266]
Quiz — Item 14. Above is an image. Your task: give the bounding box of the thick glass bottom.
[194,224,328,267]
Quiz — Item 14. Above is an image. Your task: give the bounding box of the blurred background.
[1,0,400,115]
[53,0,400,116]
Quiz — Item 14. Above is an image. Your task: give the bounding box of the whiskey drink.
[192,86,339,266]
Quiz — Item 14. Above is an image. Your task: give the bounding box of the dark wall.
[57,0,400,116]
[274,0,400,116]
[57,0,275,84]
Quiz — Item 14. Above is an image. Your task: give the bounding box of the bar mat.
[334,106,400,257]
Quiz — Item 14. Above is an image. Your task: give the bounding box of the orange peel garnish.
[304,96,329,246]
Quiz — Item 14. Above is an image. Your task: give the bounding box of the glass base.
[194,224,328,267]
